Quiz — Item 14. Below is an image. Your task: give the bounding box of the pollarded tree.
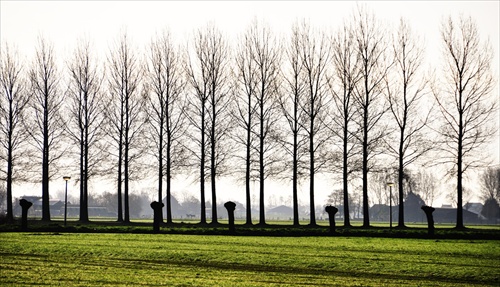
[386,19,432,228]
[0,44,30,222]
[434,16,497,229]
[27,37,66,221]
[66,39,106,222]
[186,24,233,224]
[352,7,391,227]
[106,32,147,223]
[146,30,187,224]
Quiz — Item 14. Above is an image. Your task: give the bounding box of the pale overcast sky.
[1,1,499,65]
[1,1,499,205]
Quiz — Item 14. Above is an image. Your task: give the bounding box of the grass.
[1,219,499,240]
[0,232,499,286]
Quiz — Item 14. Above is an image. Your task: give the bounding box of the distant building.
[267,205,293,220]
[13,196,64,218]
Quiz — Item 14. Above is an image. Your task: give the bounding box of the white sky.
[1,1,499,207]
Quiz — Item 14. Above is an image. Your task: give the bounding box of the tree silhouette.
[186,24,232,224]
[386,19,432,228]
[106,32,146,223]
[234,24,259,225]
[433,16,497,229]
[0,44,30,222]
[479,167,500,203]
[146,30,187,224]
[279,22,309,226]
[352,7,390,227]
[236,21,282,226]
[27,37,65,221]
[66,39,106,222]
[297,21,331,226]
[329,21,362,227]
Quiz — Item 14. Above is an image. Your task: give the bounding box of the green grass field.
[1,232,499,286]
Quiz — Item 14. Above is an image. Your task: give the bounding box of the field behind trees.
[0,232,499,286]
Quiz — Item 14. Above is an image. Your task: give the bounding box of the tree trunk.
[117,139,123,222]
[259,101,265,225]
[292,128,299,226]
[79,135,85,221]
[41,95,50,221]
[456,105,464,229]
[166,137,173,225]
[397,128,405,228]
[124,141,130,223]
[245,111,252,225]
[210,95,218,224]
[362,100,369,228]
[309,116,316,226]
[342,115,351,227]
[6,110,14,221]
[158,120,164,223]
[200,103,206,224]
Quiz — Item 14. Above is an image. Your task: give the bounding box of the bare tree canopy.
[328,20,363,227]
[278,21,309,226]
[352,6,391,227]
[433,15,497,228]
[66,39,106,222]
[186,24,233,224]
[27,37,66,221]
[105,32,146,223]
[386,18,432,227]
[295,20,332,226]
[0,44,30,221]
[479,167,500,202]
[146,29,187,224]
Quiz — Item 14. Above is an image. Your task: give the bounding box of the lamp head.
[386,182,394,187]
[63,176,71,181]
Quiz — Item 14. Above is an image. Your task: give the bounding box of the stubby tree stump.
[224,201,236,234]
[19,199,33,231]
[421,205,436,236]
[150,201,165,233]
[325,205,339,235]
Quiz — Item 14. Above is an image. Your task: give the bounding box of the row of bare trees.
[1,9,497,228]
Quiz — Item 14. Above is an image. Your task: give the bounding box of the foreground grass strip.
[0,233,498,286]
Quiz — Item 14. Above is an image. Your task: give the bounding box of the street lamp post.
[387,182,394,229]
[63,176,71,226]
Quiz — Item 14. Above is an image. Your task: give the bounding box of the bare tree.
[479,167,500,202]
[106,32,146,223]
[186,24,233,224]
[278,22,309,226]
[146,30,187,224]
[412,169,438,206]
[433,16,497,229]
[66,39,106,222]
[386,19,432,228]
[0,44,30,221]
[329,21,362,227]
[27,37,66,221]
[233,25,259,225]
[297,21,332,226]
[242,21,282,226]
[352,7,391,227]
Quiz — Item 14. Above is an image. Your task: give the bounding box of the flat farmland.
[0,233,498,286]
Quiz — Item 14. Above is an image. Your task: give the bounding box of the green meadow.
[1,232,499,286]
